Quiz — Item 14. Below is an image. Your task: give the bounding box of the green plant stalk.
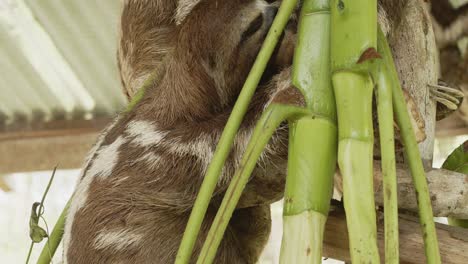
[377,29,441,263]
[280,118,336,264]
[196,104,312,264]
[36,201,70,264]
[372,59,399,263]
[331,1,380,262]
[279,0,337,263]
[175,1,298,262]
[333,72,380,263]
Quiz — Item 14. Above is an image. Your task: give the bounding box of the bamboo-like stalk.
[333,73,380,263]
[175,1,299,262]
[196,104,312,264]
[330,0,380,262]
[279,0,337,263]
[372,53,399,263]
[377,29,441,263]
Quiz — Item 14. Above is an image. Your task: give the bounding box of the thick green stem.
[279,0,337,263]
[373,59,399,263]
[280,118,336,264]
[196,104,311,264]
[175,1,298,262]
[377,29,441,264]
[331,0,380,262]
[333,72,380,263]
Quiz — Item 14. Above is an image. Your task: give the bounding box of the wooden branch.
[335,162,468,218]
[323,207,468,263]
[373,163,468,219]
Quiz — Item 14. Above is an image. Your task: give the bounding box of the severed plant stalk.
[377,28,441,264]
[330,0,380,262]
[175,0,299,262]
[279,0,337,263]
[371,42,399,263]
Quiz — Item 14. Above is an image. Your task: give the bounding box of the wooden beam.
[0,118,110,141]
[323,208,468,263]
[0,118,110,173]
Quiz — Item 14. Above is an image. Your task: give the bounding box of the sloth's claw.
[428,80,464,121]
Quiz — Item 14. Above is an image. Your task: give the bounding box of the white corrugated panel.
[0,0,125,125]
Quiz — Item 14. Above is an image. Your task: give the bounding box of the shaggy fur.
[64,1,300,263]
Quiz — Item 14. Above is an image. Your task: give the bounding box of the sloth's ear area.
[175,0,202,25]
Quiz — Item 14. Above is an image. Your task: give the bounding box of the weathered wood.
[336,162,468,219]
[373,163,468,219]
[0,118,110,141]
[0,119,109,173]
[385,0,439,169]
[323,208,468,264]
[0,133,99,174]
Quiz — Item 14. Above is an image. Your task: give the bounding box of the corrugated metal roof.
[0,0,125,126]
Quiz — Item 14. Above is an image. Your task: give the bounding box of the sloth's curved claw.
[428,80,465,120]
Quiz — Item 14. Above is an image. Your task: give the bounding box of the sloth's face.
[176,0,295,106]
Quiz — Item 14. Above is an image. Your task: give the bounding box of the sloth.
[63,1,299,263]
[63,0,447,263]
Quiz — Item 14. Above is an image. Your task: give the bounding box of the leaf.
[442,141,468,174]
[29,202,48,243]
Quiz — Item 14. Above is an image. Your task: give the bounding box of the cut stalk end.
[280,210,327,264]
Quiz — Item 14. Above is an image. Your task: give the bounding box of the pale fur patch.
[63,133,125,262]
[126,120,167,147]
[175,0,202,25]
[137,152,162,171]
[167,134,214,174]
[94,229,143,251]
[63,119,121,262]
[87,136,126,179]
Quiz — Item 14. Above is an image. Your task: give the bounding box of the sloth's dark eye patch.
[240,14,264,43]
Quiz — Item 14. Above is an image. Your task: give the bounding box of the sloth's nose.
[264,6,278,27]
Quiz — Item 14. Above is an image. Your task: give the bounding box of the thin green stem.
[37,201,70,264]
[373,59,399,263]
[377,28,441,264]
[28,167,57,264]
[175,1,299,262]
[38,167,57,216]
[196,104,312,264]
[26,241,34,264]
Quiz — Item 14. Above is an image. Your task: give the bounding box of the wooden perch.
[323,207,468,264]
[335,162,468,218]
[373,163,468,219]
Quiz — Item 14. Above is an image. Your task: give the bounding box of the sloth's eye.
[240,14,264,43]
